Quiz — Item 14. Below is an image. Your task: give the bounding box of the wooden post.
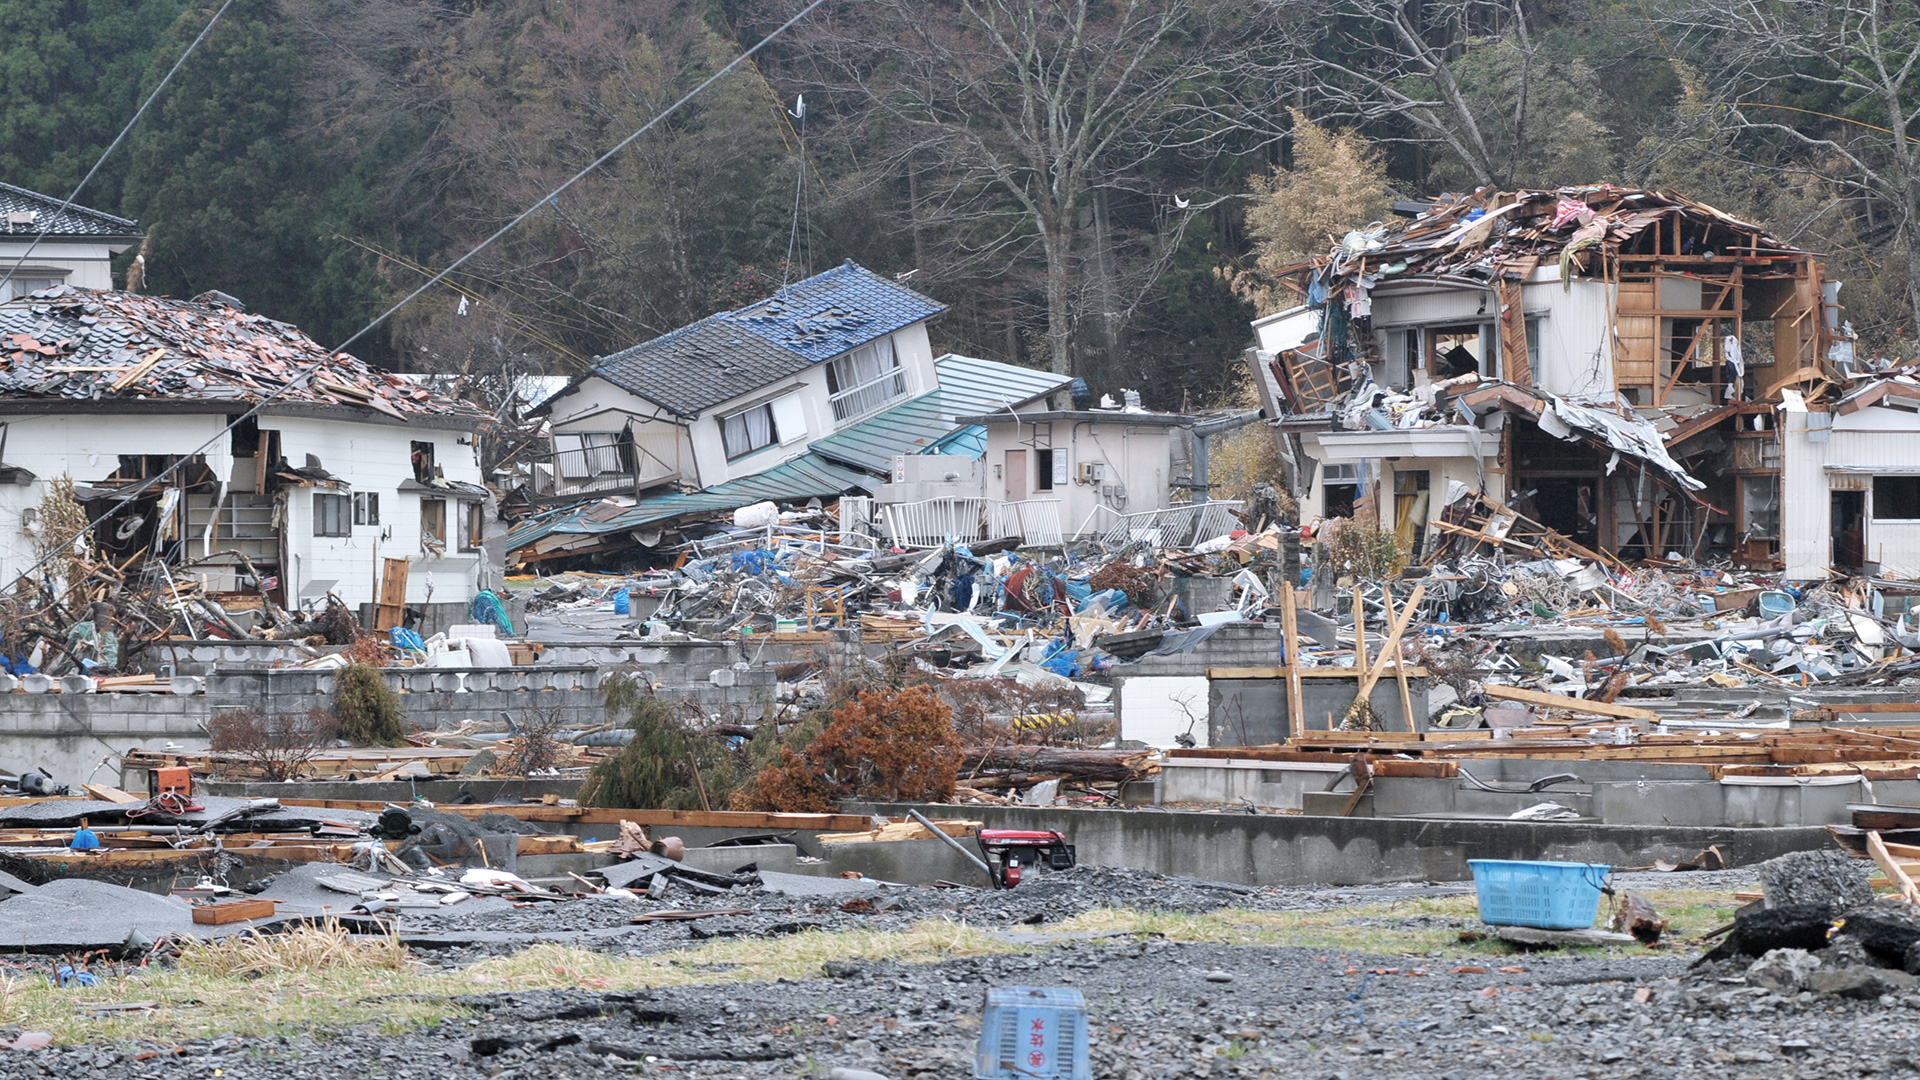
[1342,583,1427,729]
[1280,582,1304,737]
[1382,587,1418,733]
[1352,582,1368,673]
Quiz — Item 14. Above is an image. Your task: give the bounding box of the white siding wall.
[1523,272,1616,398]
[0,241,121,290]
[979,417,1176,537]
[546,377,695,484]
[272,416,484,609]
[0,413,234,585]
[1782,402,1920,580]
[0,410,483,609]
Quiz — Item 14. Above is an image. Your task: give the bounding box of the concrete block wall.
[1117,624,1288,677]
[877,801,1829,887]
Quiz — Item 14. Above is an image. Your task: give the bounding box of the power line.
[5,0,831,600]
[0,0,239,297]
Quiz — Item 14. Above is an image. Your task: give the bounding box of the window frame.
[311,492,350,538]
[1873,476,1920,522]
[420,497,447,551]
[460,501,484,552]
[353,491,380,527]
[720,401,780,461]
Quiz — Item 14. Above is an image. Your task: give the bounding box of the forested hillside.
[10,0,1913,406]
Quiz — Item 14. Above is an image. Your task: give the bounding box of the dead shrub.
[206,706,340,781]
[938,679,1095,747]
[740,686,960,812]
[498,698,571,775]
[1085,561,1161,610]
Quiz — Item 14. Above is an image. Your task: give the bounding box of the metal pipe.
[906,808,997,889]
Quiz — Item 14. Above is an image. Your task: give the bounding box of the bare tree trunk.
[1042,221,1075,376]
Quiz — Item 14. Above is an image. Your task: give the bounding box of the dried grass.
[175,920,412,979]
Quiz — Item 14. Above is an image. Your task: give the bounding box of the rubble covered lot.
[20,185,1920,1075]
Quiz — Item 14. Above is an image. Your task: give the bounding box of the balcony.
[830,368,909,426]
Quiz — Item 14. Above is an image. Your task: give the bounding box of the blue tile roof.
[585,261,945,417]
[719,261,947,364]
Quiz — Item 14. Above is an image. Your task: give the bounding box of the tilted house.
[0,287,492,626]
[510,262,1075,564]
[1248,186,1840,570]
[538,261,948,498]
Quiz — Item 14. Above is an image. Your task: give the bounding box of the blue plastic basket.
[976,986,1090,1080]
[1467,859,1610,930]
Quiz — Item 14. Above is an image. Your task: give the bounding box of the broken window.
[1874,476,1920,521]
[721,402,779,460]
[312,493,349,537]
[410,440,436,483]
[353,491,379,526]
[420,497,446,552]
[461,501,484,552]
[1036,448,1056,491]
[1428,325,1485,379]
[553,433,626,478]
[827,336,907,423]
[1323,462,1358,519]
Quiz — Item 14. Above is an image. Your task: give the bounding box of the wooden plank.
[1208,666,1431,679]
[272,799,875,832]
[192,898,278,925]
[374,557,409,631]
[1482,684,1659,721]
[1869,830,1920,903]
[81,784,140,804]
[1342,583,1426,727]
[1280,582,1304,738]
[1383,588,1417,734]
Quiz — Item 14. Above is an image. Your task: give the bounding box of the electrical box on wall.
[1076,461,1105,484]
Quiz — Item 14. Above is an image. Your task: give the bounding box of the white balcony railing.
[881,497,1065,548]
[830,368,909,425]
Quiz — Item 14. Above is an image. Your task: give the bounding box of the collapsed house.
[0,286,493,625]
[1248,186,1845,571]
[507,261,1074,565]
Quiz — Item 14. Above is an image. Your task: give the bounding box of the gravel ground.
[6,864,1873,1079]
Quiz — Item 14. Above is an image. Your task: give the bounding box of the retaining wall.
[874,802,1828,887]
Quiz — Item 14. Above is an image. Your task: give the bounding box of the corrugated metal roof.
[0,182,140,239]
[505,452,871,551]
[809,354,1070,473]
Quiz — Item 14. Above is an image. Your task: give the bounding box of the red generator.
[977,829,1075,888]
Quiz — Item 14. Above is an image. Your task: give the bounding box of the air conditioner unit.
[1076,461,1105,484]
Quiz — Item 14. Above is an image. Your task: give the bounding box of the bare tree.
[1271,0,1539,187]
[780,0,1282,377]
[1663,0,1920,340]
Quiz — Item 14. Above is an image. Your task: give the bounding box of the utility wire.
[0,0,238,297]
[5,0,830,599]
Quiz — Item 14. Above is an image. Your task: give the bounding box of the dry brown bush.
[206,706,341,781]
[741,686,960,812]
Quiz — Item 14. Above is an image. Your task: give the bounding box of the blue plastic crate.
[1468,859,1610,930]
[976,986,1090,1080]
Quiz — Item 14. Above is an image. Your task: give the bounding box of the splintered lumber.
[1341,583,1425,728]
[1382,588,1417,734]
[191,898,278,925]
[960,746,1150,783]
[1482,684,1659,721]
[816,819,983,844]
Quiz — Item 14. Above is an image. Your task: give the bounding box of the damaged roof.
[0,287,488,423]
[588,261,947,417]
[504,451,871,553]
[0,182,141,241]
[1300,185,1803,287]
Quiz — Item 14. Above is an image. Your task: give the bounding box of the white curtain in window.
[723,405,776,458]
